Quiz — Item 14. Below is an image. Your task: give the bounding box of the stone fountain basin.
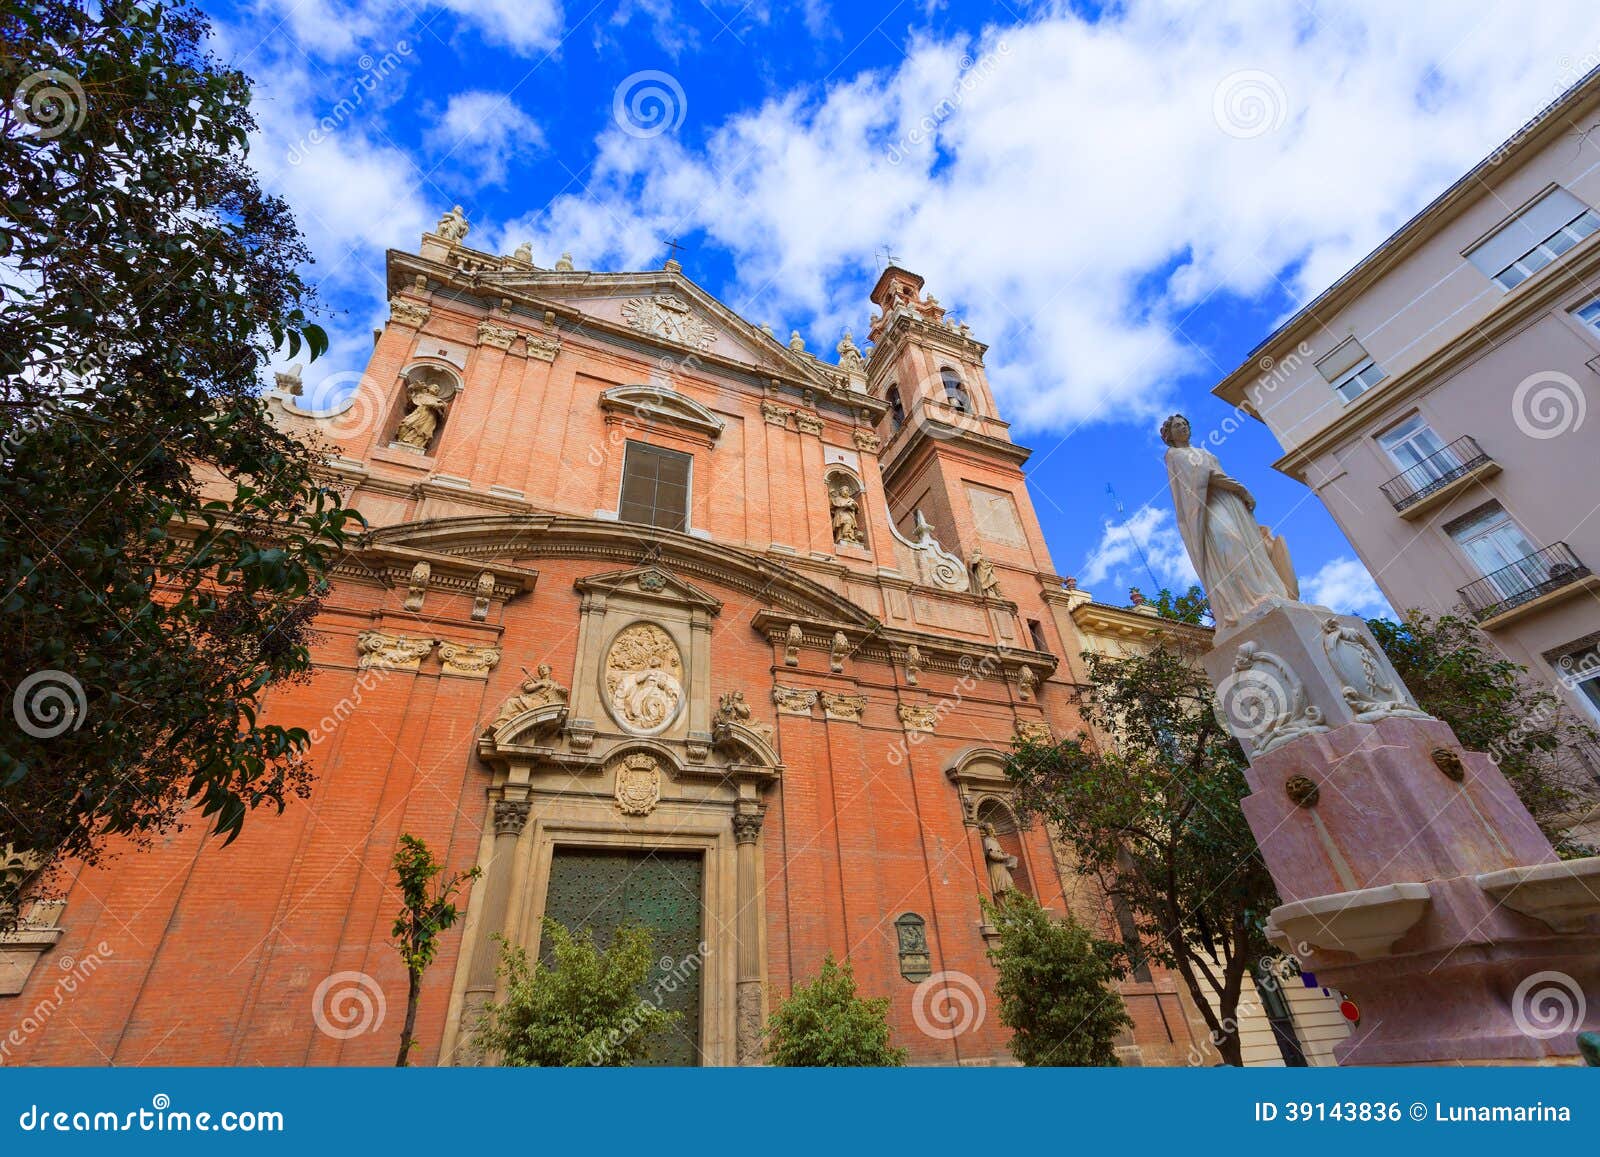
[1476,856,1600,932]
[1269,882,1432,960]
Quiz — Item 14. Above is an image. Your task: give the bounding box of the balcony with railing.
[1458,542,1595,626]
[1379,436,1499,518]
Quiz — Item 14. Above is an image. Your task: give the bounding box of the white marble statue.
[1161,413,1297,629]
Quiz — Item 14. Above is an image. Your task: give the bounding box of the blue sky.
[207,0,1600,617]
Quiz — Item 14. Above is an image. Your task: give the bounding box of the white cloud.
[427,91,546,186]
[245,0,564,59]
[504,0,1600,433]
[1300,556,1394,618]
[1080,505,1199,599]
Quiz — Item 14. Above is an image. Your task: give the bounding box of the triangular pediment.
[574,565,724,613]
[472,268,836,386]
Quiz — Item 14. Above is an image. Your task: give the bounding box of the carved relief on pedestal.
[1320,617,1434,723]
[603,623,685,736]
[736,980,764,1066]
[620,294,717,351]
[438,642,502,678]
[820,691,866,722]
[1215,641,1329,756]
[773,686,819,716]
[612,752,663,816]
[357,630,434,670]
[898,703,938,733]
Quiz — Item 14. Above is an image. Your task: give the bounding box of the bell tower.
[865,266,1056,601]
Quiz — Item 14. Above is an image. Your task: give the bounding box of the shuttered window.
[618,441,691,531]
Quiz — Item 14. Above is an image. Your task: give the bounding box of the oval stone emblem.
[603,622,685,736]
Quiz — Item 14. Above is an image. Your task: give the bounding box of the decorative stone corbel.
[898,703,938,732]
[761,401,792,427]
[904,644,924,687]
[438,641,502,678]
[388,297,431,329]
[820,691,866,722]
[784,623,803,667]
[356,630,435,671]
[403,561,430,612]
[829,630,849,673]
[471,571,494,622]
[852,429,881,453]
[795,412,824,436]
[773,686,819,716]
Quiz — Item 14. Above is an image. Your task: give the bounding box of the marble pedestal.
[1206,602,1600,1065]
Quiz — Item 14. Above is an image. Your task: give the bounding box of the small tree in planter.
[983,892,1131,1066]
[390,834,480,1066]
[474,919,679,1066]
[765,955,907,1066]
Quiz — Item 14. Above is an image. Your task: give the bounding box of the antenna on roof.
[1107,483,1161,595]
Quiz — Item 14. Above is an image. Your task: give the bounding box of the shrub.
[474,919,679,1066]
[984,892,1130,1066]
[765,954,906,1066]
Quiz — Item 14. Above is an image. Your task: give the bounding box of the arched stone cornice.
[366,514,880,628]
[945,746,1019,825]
[599,384,725,443]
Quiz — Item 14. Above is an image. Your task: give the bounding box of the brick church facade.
[7,212,1252,1066]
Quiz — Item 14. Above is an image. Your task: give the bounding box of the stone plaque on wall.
[895,912,931,982]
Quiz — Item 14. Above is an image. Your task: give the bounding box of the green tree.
[1368,611,1597,850]
[1150,584,1210,626]
[390,835,480,1067]
[1006,638,1274,1066]
[474,920,680,1066]
[0,0,359,917]
[765,955,906,1066]
[982,892,1131,1066]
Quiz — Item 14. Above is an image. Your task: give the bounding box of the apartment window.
[1447,503,1537,577]
[1378,415,1450,479]
[1576,297,1600,335]
[1315,336,1387,403]
[617,440,690,531]
[1466,187,1600,290]
[1560,644,1600,724]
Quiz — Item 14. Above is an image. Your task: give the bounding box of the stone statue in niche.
[491,663,569,728]
[829,481,864,545]
[1161,413,1297,629]
[435,205,469,243]
[395,377,452,450]
[981,822,1016,895]
[970,548,1001,598]
[604,623,685,735]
